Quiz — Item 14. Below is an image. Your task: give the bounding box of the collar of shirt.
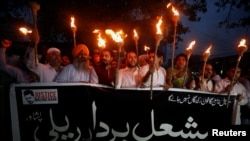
[124,66,140,72]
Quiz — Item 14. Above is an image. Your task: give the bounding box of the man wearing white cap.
[25,46,62,82]
[55,44,98,83]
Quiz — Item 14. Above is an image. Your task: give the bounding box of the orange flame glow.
[172,7,179,16]
[97,33,106,48]
[133,29,139,41]
[166,3,172,8]
[105,29,125,43]
[238,39,247,48]
[205,45,212,54]
[19,27,32,35]
[167,3,179,16]
[156,16,163,35]
[186,40,196,50]
[70,16,76,29]
[92,29,100,33]
[144,45,150,51]
[93,29,106,48]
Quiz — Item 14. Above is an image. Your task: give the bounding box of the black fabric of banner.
[12,84,246,141]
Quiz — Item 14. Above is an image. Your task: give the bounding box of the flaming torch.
[183,40,196,87]
[19,27,32,35]
[167,3,180,86]
[105,29,126,88]
[226,39,248,108]
[133,29,139,64]
[93,29,106,50]
[201,45,212,88]
[144,45,150,54]
[150,16,163,100]
[29,1,40,66]
[71,16,77,48]
[19,27,32,41]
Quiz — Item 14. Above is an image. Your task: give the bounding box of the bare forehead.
[176,56,186,61]
[47,51,60,55]
[127,52,136,56]
[102,50,111,55]
[205,64,213,68]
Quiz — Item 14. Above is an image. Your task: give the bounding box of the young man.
[141,50,169,90]
[23,90,35,104]
[214,63,249,125]
[193,62,215,92]
[116,50,143,88]
[166,53,193,89]
[93,49,115,86]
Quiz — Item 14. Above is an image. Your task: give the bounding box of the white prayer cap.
[47,47,61,54]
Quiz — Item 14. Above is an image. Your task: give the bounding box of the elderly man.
[55,44,98,83]
[26,46,62,82]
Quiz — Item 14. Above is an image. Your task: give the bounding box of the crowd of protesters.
[1,36,250,126]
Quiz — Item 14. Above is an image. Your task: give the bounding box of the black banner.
[9,83,248,141]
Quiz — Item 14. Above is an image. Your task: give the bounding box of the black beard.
[101,60,108,66]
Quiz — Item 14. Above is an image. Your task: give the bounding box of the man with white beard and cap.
[55,44,98,83]
[25,46,62,82]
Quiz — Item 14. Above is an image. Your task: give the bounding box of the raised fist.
[1,39,12,48]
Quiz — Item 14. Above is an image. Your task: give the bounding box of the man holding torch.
[0,38,27,82]
[166,53,193,89]
[193,62,215,92]
[214,63,249,125]
[94,49,116,87]
[116,50,143,88]
[0,37,39,82]
[25,46,62,82]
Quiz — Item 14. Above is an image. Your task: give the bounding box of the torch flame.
[156,16,163,35]
[70,16,76,29]
[93,29,100,33]
[97,33,106,48]
[144,45,150,51]
[105,29,125,43]
[237,38,248,56]
[93,29,106,48]
[133,29,139,41]
[166,3,179,16]
[238,39,247,48]
[172,7,179,16]
[19,27,32,35]
[202,45,212,62]
[186,40,196,50]
[205,45,212,54]
[166,3,172,8]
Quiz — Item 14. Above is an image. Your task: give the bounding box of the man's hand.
[225,84,233,92]
[163,84,171,91]
[236,94,243,101]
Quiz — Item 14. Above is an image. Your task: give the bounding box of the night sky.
[0,0,249,61]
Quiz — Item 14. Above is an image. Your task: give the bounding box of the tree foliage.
[215,0,250,28]
[3,0,248,52]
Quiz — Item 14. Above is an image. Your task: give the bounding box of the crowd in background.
[1,36,250,126]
